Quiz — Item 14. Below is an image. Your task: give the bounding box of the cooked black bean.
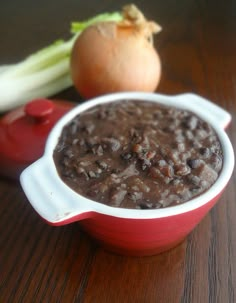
[96,160,108,170]
[199,147,211,158]
[120,152,133,160]
[82,122,95,134]
[64,149,74,159]
[187,174,201,185]
[88,171,97,178]
[187,159,202,169]
[160,165,174,178]
[182,116,198,130]
[211,153,223,172]
[139,201,154,209]
[102,137,121,151]
[93,145,104,156]
[175,164,191,176]
[53,100,223,209]
[70,120,79,135]
[128,191,143,202]
[158,159,167,167]
[110,189,127,207]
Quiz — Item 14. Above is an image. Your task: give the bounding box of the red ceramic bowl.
[20,93,234,256]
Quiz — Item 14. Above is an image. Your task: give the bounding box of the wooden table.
[1,1,235,302]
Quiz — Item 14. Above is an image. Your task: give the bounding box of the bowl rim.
[24,92,235,220]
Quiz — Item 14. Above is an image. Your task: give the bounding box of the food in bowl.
[53,100,223,209]
[20,93,234,256]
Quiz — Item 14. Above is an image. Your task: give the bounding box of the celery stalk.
[0,11,122,112]
[1,40,73,78]
[0,74,72,111]
[71,12,123,33]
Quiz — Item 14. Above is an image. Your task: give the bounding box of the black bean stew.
[53,100,223,209]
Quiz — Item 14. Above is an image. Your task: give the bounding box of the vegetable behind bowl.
[0,10,123,112]
[70,4,162,98]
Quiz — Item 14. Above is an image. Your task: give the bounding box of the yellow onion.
[70,4,162,98]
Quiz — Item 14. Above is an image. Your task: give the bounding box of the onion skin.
[70,22,161,98]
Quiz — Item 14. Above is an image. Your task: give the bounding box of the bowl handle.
[176,93,231,130]
[20,158,95,226]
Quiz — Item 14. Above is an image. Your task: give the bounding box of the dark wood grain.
[0,1,235,302]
